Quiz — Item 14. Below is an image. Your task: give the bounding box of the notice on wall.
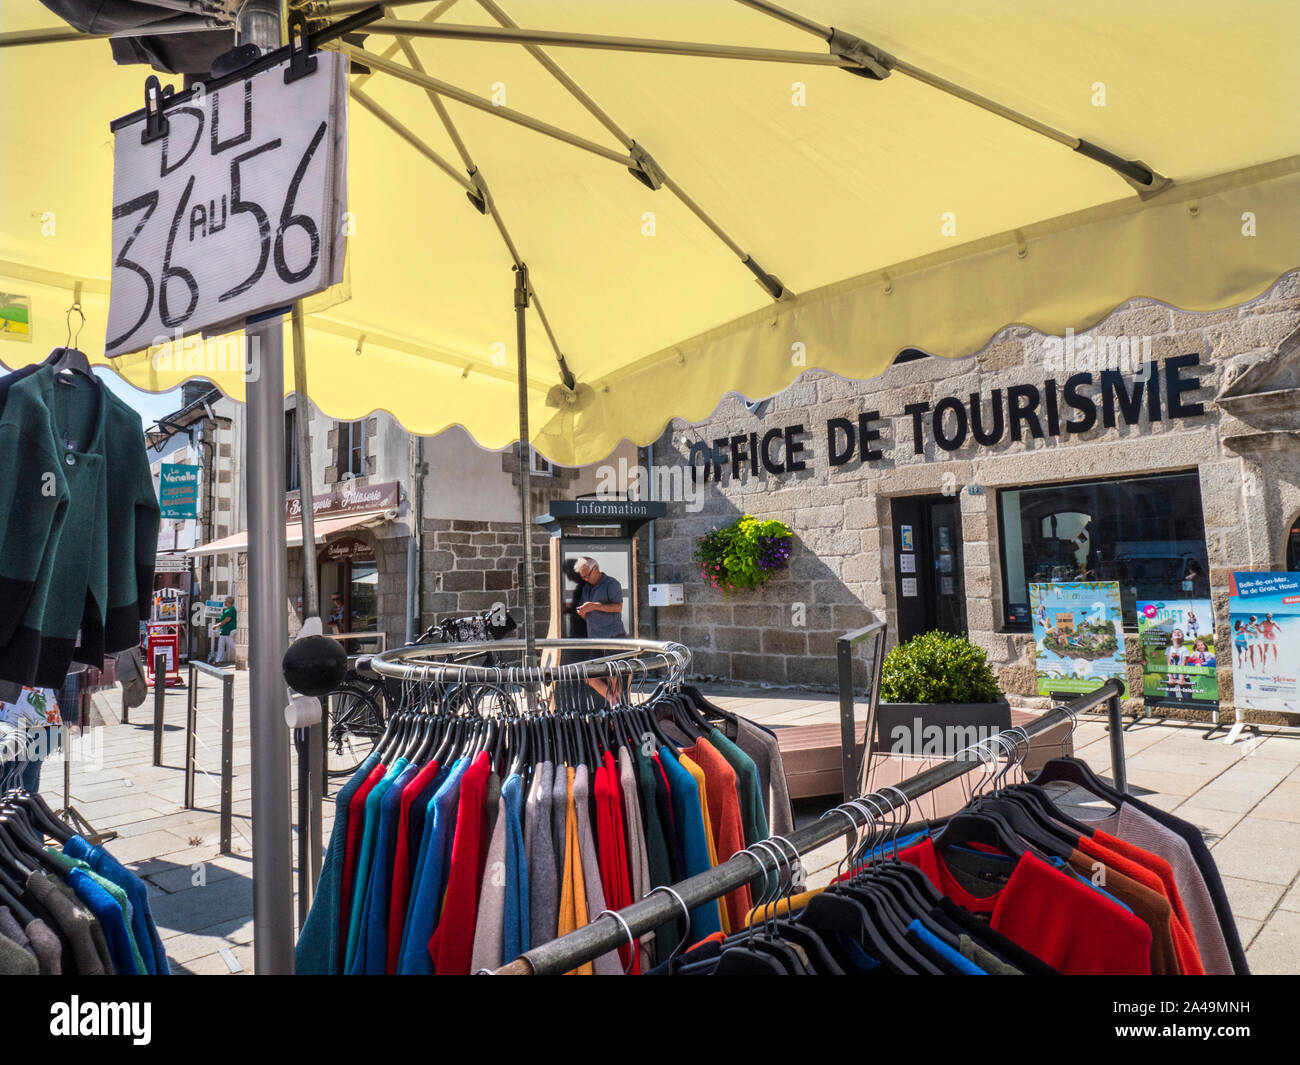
[1228,572,1300,714]
[940,576,955,596]
[1137,599,1219,707]
[899,553,916,574]
[901,578,917,598]
[106,51,348,356]
[1029,581,1126,696]
[900,525,914,552]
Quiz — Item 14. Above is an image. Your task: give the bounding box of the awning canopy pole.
[393,36,576,391]
[366,19,859,68]
[733,0,1164,190]
[347,86,480,196]
[514,264,537,664]
[349,0,461,91]
[473,0,788,302]
[339,43,635,167]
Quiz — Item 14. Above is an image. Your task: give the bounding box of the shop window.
[1288,514,1300,571]
[339,419,365,479]
[998,471,1209,630]
[285,408,300,492]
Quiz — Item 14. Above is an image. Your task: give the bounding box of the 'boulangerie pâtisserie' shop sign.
[687,353,1206,481]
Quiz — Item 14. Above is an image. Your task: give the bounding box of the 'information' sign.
[106,51,347,357]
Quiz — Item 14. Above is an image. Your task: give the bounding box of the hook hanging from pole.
[514,262,537,665]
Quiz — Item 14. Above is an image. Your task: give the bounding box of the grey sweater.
[526,761,558,946]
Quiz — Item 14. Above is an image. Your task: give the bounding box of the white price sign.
[106,51,347,357]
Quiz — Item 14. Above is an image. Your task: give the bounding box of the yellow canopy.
[3,1,1298,465]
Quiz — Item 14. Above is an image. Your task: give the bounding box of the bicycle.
[323,612,516,777]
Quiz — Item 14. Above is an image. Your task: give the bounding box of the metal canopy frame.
[9,2,1178,977]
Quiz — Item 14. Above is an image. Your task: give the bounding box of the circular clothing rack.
[369,637,692,689]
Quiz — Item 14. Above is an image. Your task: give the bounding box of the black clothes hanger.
[798,891,914,974]
[0,809,63,876]
[711,938,790,974]
[0,877,35,929]
[933,810,1028,864]
[1031,756,1124,805]
[1003,782,1096,838]
[47,346,95,379]
[832,875,943,973]
[0,825,35,881]
[966,795,1076,859]
[2,790,71,844]
[681,684,739,729]
[762,917,845,975]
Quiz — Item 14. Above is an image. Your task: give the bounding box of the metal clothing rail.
[370,637,691,689]
[494,677,1126,975]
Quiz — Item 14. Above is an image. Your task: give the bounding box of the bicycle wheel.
[324,685,385,778]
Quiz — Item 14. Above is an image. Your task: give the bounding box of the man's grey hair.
[577,556,599,574]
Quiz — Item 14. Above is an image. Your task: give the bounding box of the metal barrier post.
[836,637,857,807]
[834,615,888,808]
[1108,690,1128,793]
[184,663,197,809]
[152,653,166,767]
[220,672,234,855]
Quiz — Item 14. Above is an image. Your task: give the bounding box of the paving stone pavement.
[32,674,1300,974]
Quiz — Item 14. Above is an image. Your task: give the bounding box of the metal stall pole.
[234,0,295,975]
[184,663,197,808]
[514,264,537,664]
[152,652,166,766]
[1107,688,1128,794]
[290,301,324,913]
[244,305,295,973]
[221,671,235,855]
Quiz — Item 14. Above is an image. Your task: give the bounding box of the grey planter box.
[873,700,1012,757]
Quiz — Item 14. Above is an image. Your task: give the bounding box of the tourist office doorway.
[891,494,969,644]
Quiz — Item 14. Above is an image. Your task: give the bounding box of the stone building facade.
[642,272,1300,719]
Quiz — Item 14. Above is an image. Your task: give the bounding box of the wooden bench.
[773,709,1075,802]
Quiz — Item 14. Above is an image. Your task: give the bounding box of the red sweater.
[1078,832,1205,976]
[899,838,1152,974]
[340,763,386,956]
[386,757,441,974]
[594,752,638,974]
[427,751,491,975]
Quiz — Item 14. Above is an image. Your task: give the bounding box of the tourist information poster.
[1137,599,1220,707]
[1029,580,1127,696]
[1228,572,1300,714]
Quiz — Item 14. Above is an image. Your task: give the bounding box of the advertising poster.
[1228,572,1300,713]
[1029,580,1126,695]
[1137,599,1219,706]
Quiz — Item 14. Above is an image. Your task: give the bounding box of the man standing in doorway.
[213,596,237,666]
[575,557,625,705]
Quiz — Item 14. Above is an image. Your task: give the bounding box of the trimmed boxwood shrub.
[880,631,1003,704]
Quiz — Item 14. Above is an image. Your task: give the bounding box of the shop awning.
[2,2,1298,466]
[186,509,392,557]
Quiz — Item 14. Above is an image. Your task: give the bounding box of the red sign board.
[146,631,182,687]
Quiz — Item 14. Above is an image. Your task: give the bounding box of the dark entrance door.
[891,495,968,644]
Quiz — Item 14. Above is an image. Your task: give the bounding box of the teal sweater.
[0,365,159,686]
